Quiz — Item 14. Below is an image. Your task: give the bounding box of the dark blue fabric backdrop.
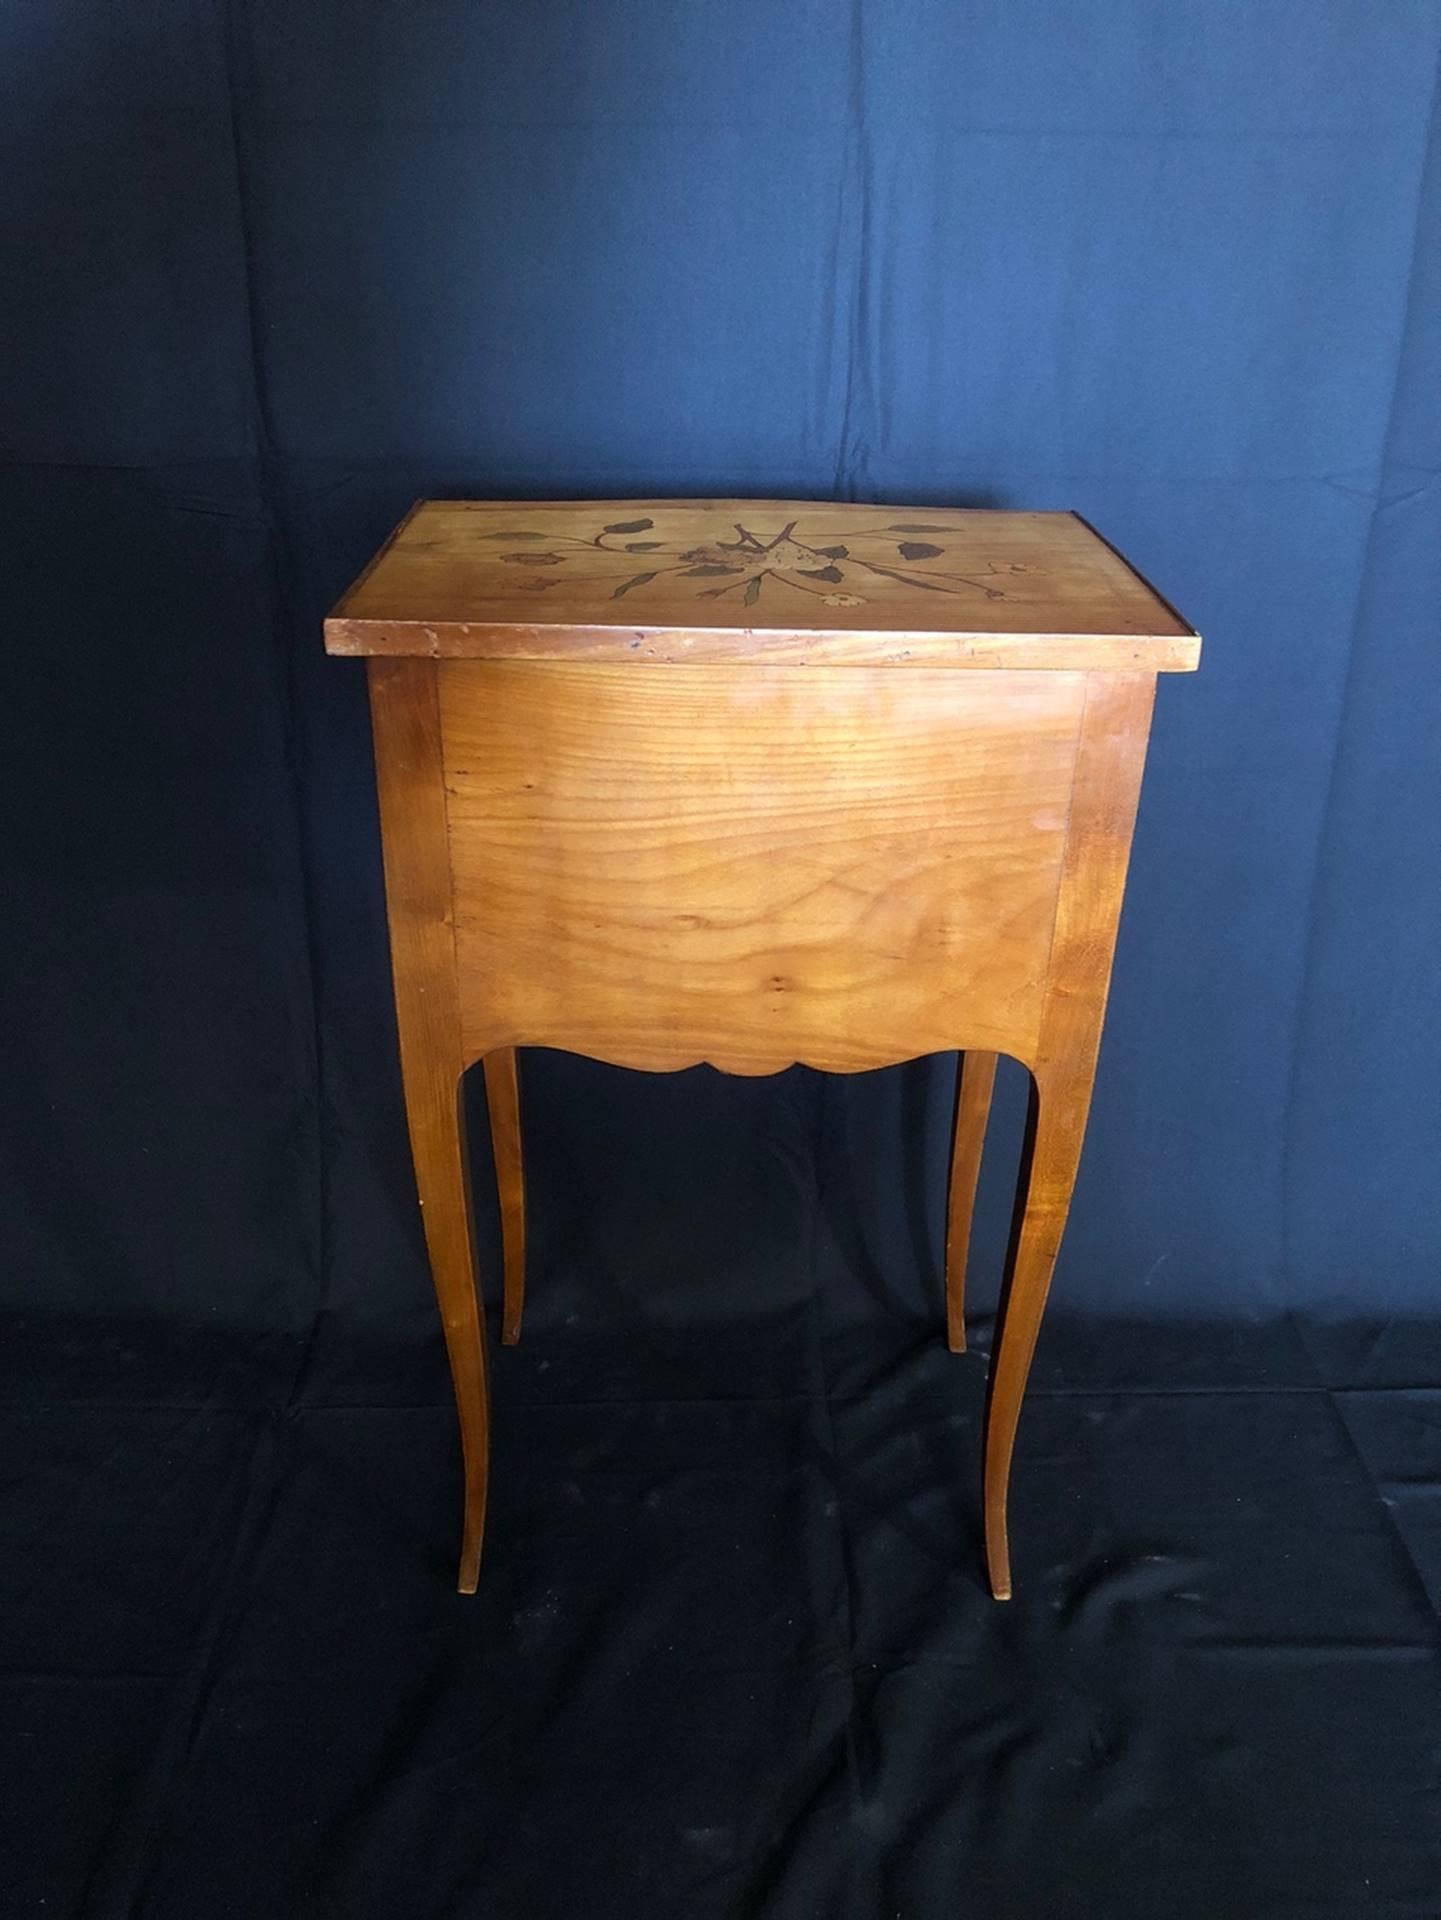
[2,1,1437,1346]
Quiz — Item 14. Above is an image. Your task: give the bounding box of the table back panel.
[438,661,1089,1074]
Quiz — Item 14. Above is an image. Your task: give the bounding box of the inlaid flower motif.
[485,514,1012,608]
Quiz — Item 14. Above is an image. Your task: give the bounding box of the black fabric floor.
[4,1060,1439,1919]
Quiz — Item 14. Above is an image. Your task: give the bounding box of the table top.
[326,500,1200,670]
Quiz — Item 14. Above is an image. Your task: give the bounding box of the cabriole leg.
[982,1059,1093,1601]
[484,1048,527,1346]
[370,657,491,1593]
[944,1049,998,1352]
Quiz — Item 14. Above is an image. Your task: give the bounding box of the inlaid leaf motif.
[500,551,563,564]
[814,544,849,559]
[480,530,547,541]
[682,564,742,577]
[625,541,663,551]
[612,571,658,598]
[744,577,762,606]
[800,565,844,583]
[886,523,952,533]
[604,518,655,534]
[898,542,942,560]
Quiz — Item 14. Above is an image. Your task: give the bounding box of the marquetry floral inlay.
[478,515,1026,608]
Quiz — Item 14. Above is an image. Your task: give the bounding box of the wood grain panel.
[439,663,1088,1074]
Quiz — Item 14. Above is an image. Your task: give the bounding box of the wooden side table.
[326,500,1200,1599]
